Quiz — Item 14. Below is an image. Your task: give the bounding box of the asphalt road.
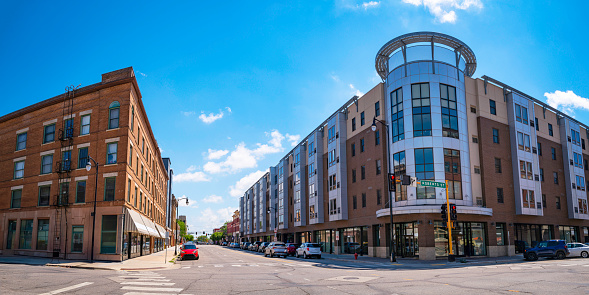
[1,245,589,294]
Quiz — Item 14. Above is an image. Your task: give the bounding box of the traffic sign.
[419,180,446,188]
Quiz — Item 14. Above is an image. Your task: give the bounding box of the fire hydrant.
[354,252,358,260]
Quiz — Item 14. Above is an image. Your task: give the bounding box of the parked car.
[286,243,301,256]
[241,242,251,250]
[250,241,263,251]
[231,242,239,248]
[265,242,288,258]
[221,241,227,246]
[524,240,569,261]
[566,242,589,258]
[179,243,199,260]
[258,242,270,253]
[296,243,322,259]
[344,242,361,253]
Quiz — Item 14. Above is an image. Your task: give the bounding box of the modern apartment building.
[0,67,169,261]
[240,32,589,260]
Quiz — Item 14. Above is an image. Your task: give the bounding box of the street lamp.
[85,156,99,262]
[371,117,396,262]
[174,196,189,255]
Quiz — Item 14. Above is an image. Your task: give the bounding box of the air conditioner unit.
[570,159,574,165]
[337,182,340,188]
[336,157,339,163]
[476,197,483,206]
[315,191,317,196]
[535,175,539,181]
[530,121,535,127]
[572,183,576,189]
[532,147,537,154]
[568,136,572,142]
[314,148,316,153]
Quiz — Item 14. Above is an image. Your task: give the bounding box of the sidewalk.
[321,252,525,266]
[0,246,181,271]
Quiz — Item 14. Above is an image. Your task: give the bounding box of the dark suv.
[524,240,569,261]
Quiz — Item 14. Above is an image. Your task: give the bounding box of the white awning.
[125,209,150,236]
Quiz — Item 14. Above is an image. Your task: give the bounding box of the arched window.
[108,101,120,129]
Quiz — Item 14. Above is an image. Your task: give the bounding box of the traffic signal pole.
[445,180,454,260]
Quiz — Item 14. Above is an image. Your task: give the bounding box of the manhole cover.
[343,277,359,280]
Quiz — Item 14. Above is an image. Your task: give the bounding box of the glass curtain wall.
[434,221,487,257]
[559,226,580,243]
[515,224,553,252]
[340,227,368,255]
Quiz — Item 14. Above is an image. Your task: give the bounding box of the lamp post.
[85,156,99,262]
[372,117,396,262]
[174,196,189,255]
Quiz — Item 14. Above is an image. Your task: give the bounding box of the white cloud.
[203,130,297,174]
[181,111,195,116]
[229,170,267,197]
[545,90,589,116]
[225,107,232,113]
[340,0,381,10]
[194,206,238,233]
[178,195,199,208]
[330,73,341,82]
[362,1,380,9]
[349,84,364,97]
[199,110,224,124]
[174,166,210,183]
[202,195,223,203]
[207,149,229,160]
[137,71,147,77]
[401,0,483,24]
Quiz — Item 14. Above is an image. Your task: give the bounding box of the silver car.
[264,242,288,258]
[296,243,322,259]
[566,242,589,258]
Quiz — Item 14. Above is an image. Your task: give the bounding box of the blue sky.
[2,1,588,234]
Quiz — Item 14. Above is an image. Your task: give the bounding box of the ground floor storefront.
[1,206,167,261]
[242,215,589,260]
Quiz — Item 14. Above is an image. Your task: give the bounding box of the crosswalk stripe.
[119,276,164,279]
[214,265,223,267]
[121,286,183,292]
[124,293,180,295]
[121,282,175,286]
[39,282,94,295]
[231,265,241,267]
[121,278,171,282]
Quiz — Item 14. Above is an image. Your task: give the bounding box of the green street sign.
[419,181,446,188]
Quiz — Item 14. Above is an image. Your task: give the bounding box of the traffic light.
[441,203,448,222]
[388,173,396,192]
[401,175,411,185]
[203,231,206,235]
[450,204,458,221]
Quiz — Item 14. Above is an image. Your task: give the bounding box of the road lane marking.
[120,278,170,282]
[121,282,175,286]
[39,282,94,295]
[304,278,310,281]
[121,286,183,292]
[232,265,242,267]
[214,265,224,267]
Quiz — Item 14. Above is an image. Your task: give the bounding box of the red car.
[179,243,199,260]
[286,243,300,256]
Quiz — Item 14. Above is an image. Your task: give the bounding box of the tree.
[196,235,208,243]
[210,231,224,242]
[185,234,194,241]
[177,220,187,237]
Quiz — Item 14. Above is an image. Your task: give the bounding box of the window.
[522,105,528,124]
[377,189,382,205]
[576,175,585,190]
[80,114,91,135]
[72,226,84,253]
[361,166,366,180]
[548,123,553,136]
[472,136,478,143]
[37,220,49,250]
[100,215,117,254]
[6,221,16,249]
[360,111,365,126]
[556,196,561,209]
[328,149,336,166]
[489,99,496,115]
[515,104,521,122]
[495,158,502,173]
[375,130,380,145]
[440,84,458,138]
[309,183,315,198]
[129,146,133,167]
[571,129,581,146]
[352,118,356,131]
[64,118,74,139]
[58,182,69,206]
[519,160,533,180]
[107,142,117,164]
[360,138,365,152]
[327,126,336,143]
[540,168,544,182]
[583,139,586,150]
[542,194,547,208]
[522,189,535,208]
[393,151,407,201]
[551,147,556,160]
[517,132,530,152]
[329,174,337,191]
[352,169,356,183]
[104,177,116,201]
[415,148,435,199]
[308,142,314,156]
[390,87,404,142]
[375,101,380,117]
[535,117,539,131]
[14,160,24,179]
[586,159,588,171]
[108,101,120,129]
[353,196,357,210]
[351,143,355,156]
[61,150,71,171]
[412,83,432,137]
[295,209,300,222]
[134,187,138,207]
[376,159,382,175]
[43,124,55,143]
[308,163,315,177]
[492,128,499,144]
[538,142,542,156]
[294,172,300,185]
[76,181,86,203]
[41,154,53,174]
[19,219,33,249]
[574,152,583,168]
[131,106,135,130]
[38,185,51,206]
[444,149,462,199]
[524,134,531,152]
[553,172,559,184]
[16,132,27,151]
[362,193,366,208]
[78,147,88,169]
[497,188,504,203]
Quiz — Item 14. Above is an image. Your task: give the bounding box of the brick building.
[227,210,240,242]
[240,32,589,260]
[0,67,169,261]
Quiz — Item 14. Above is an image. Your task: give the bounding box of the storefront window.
[37,219,49,250]
[6,221,16,249]
[71,226,84,253]
[496,223,506,246]
[559,226,579,243]
[435,221,487,257]
[340,227,368,255]
[101,215,118,254]
[19,219,33,249]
